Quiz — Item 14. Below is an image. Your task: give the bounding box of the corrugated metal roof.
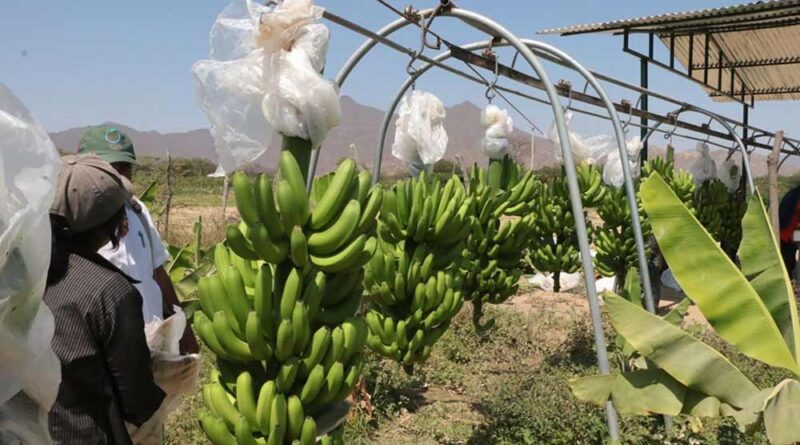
[539,1,800,102]
[539,0,800,35]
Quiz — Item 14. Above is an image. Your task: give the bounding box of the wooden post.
[769,130,784,239]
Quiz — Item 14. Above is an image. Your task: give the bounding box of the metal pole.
[743,104,750,154]
[640,58,649,163]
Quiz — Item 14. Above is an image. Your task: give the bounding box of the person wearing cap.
[78,125,198,354]
[45,154,165,444]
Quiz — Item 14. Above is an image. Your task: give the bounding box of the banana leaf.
[570,368,686,415]
[640,174,799,374]
[761,379,800,444]
[571,367,735,417]
[604,293,759,407]
[138,179,159,205]
[738,193,800,363]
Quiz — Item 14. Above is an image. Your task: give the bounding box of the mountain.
[48,96,794,177]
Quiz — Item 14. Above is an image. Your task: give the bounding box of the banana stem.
[487,157,504,191]
[282,136,313,183]
[471,299,495,333]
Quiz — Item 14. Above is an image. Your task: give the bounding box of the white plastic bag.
[527,272,582,292]
[126,307,201,445]
[392,90,449,170]
[689,142,717,185]
[480,104,514,159]
[717,159,740,193]
[259,0,341,147]
[547,111,593,164]
[193,0,274,175]
[661,269,682,293]
[602,137,642,188]
[0,84,62,444]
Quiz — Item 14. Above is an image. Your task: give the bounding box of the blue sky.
[1,0,796,147]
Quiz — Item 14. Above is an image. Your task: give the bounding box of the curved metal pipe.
[374,38,655,314]
[327,7,621,439]
[641,106,756,194]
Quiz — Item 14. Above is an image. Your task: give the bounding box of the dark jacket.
[44,251,164,444]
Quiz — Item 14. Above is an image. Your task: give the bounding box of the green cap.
[78,125,137,165]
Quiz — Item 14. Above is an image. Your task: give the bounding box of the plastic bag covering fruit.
[259,0,341,148]
[717,158,741,193]
[392,90,449,170]
[480,104,514,159]
[548,111,594,165]
[689,142,718,185]
[126,307,201,445]
[602,137,643,188]
[0,84,62,443]
[193,0,275,175]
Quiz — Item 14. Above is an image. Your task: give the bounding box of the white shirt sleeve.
[134,199,170,268]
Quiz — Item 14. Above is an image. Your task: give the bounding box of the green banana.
[291,302,310,355]
[254,264,275,338]
[236,371,258,430]
[310,159,356,230]
[275,318,295,362]
[245,312,272,361]
[302,327,331,372]
[309,235,367,273]
[212,311,252,362]
[276,357,300,392]
[250,223,290,264]
[232,171,260,226]
[225,224,259,261]
[290,226,309,268]
[287,396,304,440]
[255,381,277,435]
[280,268,302,319]
[199,411,236,445]
[254,173,286,241]
[300,364,326,404]
[307,199,361,255]
[268,393,287,445]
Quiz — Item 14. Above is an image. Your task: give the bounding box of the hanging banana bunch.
[573,163,607,208]
[526,175,582,292]
[363,172,472,371]
[460,158,538,330]
[592,186,651,280]
[693,178,746,257]
[194,150,380,445]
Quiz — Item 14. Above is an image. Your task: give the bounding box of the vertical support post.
[743,104,749,154]
[703,32,710,84]
[769,131,784,239]
[669,32,675,68]
[640,57,649,162]
[688,33,695,77]
[164,149,173,242]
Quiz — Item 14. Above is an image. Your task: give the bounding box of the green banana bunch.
[592,186,651,280]
[459,160,539,330]
[363,172,472,371]
[642,155,695,208]
[693,178,746,256]
[571,163,607,208]
[195,148,379,445]
[526,175,582,292]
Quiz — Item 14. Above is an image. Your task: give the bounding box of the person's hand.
[179,325,199,355]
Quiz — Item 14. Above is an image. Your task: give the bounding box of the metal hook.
[620,98,633,133]
[484,49,500,103]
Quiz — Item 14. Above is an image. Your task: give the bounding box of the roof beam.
[709,86,800,97]
[691,56,800,69]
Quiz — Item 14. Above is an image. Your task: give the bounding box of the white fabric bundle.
[480,104,514,159]
[602,137,643,188]
[689,142,718,185]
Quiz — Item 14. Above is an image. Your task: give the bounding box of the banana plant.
[571,172,800,444]
[165,217,213,302]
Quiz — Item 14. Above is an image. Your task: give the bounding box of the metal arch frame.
[746,132,800,171]
[371,38,656,319]
[641,105,756,194]
[318,6,640,440]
